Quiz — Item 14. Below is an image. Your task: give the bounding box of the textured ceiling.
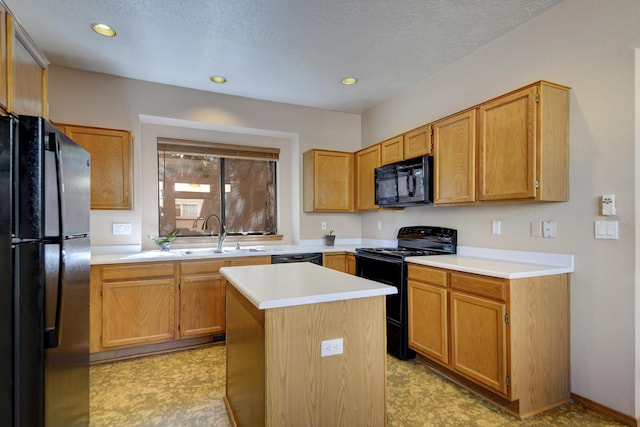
[5,0,562,113]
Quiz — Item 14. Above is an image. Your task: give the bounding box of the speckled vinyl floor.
[90,345,624,426]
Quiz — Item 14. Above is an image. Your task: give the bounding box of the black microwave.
[375,155,433,207]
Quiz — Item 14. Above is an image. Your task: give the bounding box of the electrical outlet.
[321,338,343,357]
[112,223,132,235]
[321,221,327,231]
[542,220,557,238]
[377,221,382,231]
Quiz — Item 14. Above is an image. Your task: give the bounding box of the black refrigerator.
[0,115,90,426]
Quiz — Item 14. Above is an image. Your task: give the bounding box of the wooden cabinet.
[407,262,570,419]
[450,291,507,394]
[433,110,476,204]
[380,126,432,167]
[478,81,569,202]
[99,262,176,350]
[380,135,404,165]
[178,260,227,338]
[346,254,355,275]
[1,9,48,117]
[56,124,132,210]
[403,124,432,159]
[407,265,448,364]
[0,4,7,110]
[323,253,346,272]
[303,149,354,212]
[90,255,271,359]
[323,252,355,275]
[354,144,380,211]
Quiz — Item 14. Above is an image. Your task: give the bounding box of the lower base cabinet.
[323,253,356,275]
[90,256,270,360]
[407,263,569,419]
[100,262,176,349]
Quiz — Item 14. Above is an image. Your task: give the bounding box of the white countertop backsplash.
[90,242,574,279]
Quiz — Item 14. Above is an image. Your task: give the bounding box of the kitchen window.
[157,138,278,239]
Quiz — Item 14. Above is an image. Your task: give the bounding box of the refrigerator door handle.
[44,244,62,348]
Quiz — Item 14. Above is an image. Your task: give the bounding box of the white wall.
[47,67,363,249]
[361,0,639,418]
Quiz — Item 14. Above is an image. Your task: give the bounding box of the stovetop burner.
[355,247,446,258]
[356,226,458,259]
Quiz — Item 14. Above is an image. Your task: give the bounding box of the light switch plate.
[595,220,618,239]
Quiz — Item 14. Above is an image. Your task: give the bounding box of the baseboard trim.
[90,336,223,364]
[571,393,638,427]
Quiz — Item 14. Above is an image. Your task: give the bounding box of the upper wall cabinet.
[303,149,354,212]
[477,81,569,202]
[433,110,476,205]
[0,5,49,117]
[403,124,432,160]
[380,135,404,166]
[56,123,133,210]
[355,144,380,211]
[380,125,432,166]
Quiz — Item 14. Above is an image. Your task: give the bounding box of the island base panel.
[225,285,265,427]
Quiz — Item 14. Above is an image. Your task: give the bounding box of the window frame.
[157,138,279,239]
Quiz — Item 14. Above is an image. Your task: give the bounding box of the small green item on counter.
[148,229,179,251]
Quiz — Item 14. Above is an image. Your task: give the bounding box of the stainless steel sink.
[224,248,264,253]
[177,247,265,256]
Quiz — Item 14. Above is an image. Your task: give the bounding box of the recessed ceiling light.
[341,77,358,85]
[91,23,116,37]
[210,75,227,84]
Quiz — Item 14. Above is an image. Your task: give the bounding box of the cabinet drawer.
[229,256,271,266]
[180,259,228,275]
[102,262,175,281]
[407,264,448,287]
[450,272,506,301]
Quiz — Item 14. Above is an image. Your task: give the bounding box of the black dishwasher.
[271,253,323,265]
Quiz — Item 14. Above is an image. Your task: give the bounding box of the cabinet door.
[323,253,347,272]
[102,278,175,348]
[380,135,404,165]
[408,280,448,364]
[478,86,537,201]
[450,291,508,396]
[61,125,132,210]
[403,125,432,159]
[346,255,355,275]
[10,19,47,117]
[355,144,380,211]
[179,273,225,337]
[0,5,6,110]
[433,110,476,204]
[303,149,354,212]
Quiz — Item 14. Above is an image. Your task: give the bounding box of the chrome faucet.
[202,213,227,251]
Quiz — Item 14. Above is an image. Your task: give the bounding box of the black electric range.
[355,226,457,360]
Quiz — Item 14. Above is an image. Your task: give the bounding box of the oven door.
[355,252,414,359]
[355,253,403,324]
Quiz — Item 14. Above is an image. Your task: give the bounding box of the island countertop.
[219,262,397,310]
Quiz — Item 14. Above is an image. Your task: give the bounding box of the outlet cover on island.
[321,338,343,357]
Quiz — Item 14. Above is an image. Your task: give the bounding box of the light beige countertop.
[91,242,574,280]
[220,262,397,309]
[406,246,574,279]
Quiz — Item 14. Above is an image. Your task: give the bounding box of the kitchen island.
[219,262,397,427]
